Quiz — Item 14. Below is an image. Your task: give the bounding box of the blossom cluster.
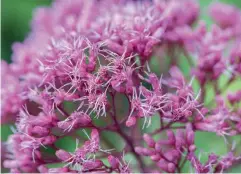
[1,0,241,173]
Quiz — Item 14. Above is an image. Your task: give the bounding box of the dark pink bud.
[48,167,69,173]
[57,121,70,131]
[135,147,146,155]
[143,134,155,148]
[200,107,209,115]
[40,135,56,145]
[189,144,196,152]
[57,112,91,131]
[30,112,55,127]
[108,155,119,169]
[155,142,162,153]
[31,126,49,136]
[184,110,192,117]
[167,162,176,173]
[157,158,168,172]
[144,40,159,56]
[38,165,48,173]
[82,160,103,170]
[72,112,91,125]
[207,153,218,165]
[34,150,42,160]
[56,149,71,161]
[186,123,195,145]
[91,129,100,145]
[135,146,155,156]
[228,90,241,104]
[151,154,161,161]
[148,73,160,92]
[142,148,156,156]
[106,40,125,55]
[21,166,37,173]
[126,116,136,127]
[164,149,180,161]
[87,57,97,72]
[175,130,186,149]
[228,93,237,104]
[166,130,176,145]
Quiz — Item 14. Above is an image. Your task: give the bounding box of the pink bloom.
[2,0,241,173]
[209,2,241,28]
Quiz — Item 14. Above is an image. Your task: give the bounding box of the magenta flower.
[1,0,241,173]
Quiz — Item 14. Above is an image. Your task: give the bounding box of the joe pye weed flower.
[1,0,241,173]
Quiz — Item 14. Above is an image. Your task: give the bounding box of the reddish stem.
[110,92,146,173]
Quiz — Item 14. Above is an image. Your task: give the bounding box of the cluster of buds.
[1,0,241,173]
[135,124,195,173]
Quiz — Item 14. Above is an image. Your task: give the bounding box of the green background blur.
[1,0,241,173]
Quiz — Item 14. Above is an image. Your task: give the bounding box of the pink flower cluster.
[1,0,241,173]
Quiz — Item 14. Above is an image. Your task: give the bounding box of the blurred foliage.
[1,0,52,62]
[1,0,241,173]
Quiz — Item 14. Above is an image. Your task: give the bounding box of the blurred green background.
[1,0,241,173]
[2,0,52,62]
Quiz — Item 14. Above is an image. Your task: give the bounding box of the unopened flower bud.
[108,155,119,169]
[151,154,161,161]
[167,162,176,173]
[82,160,103,170]
[31,126,49,136]
[56,149,71,161]
[143,133,155,148]
[126,116,136,127]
